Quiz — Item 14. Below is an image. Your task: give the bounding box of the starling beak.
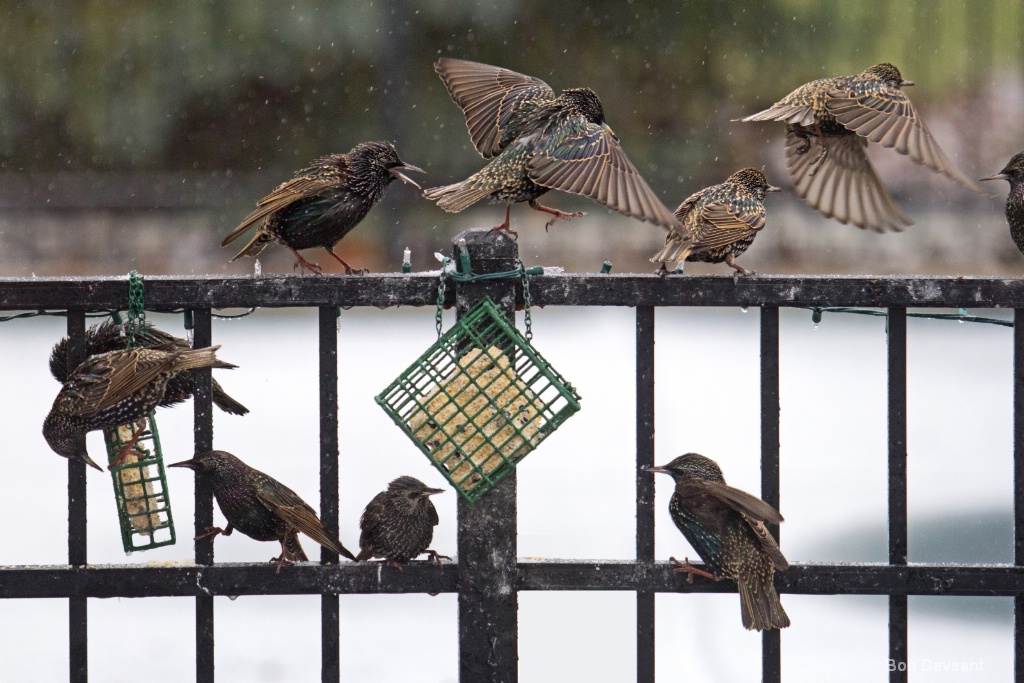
[357,476,448,568]
[222,141,423,274]
[650,168,778,280]
[424,58,679,235]
[980,151,1024,256]
[739,63,981,232]
[170,450,357,572]
[648,453,790,631]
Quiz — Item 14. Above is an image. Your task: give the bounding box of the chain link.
[519,259,533,341]
[435,266,447,338]
[125,270,146,348]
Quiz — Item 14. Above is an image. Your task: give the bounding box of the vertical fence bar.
[66,310,88,683]
[635,306,656,683]
[760,306,782,682]
[887,307,908,682]
[192,309,215,683]
[319,306,341,682]
[1014,309,1024,676]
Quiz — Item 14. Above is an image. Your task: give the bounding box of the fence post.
[453,228,519,683]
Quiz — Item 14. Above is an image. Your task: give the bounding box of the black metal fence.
[2,228,1024,682]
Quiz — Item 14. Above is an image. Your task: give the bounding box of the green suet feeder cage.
[376,296,581,504]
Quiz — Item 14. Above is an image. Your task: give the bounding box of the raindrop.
[740,306,748,313]
[813,324,819,332]
[228,595,239,601]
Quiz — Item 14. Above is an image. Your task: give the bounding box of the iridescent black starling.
[980,151,1024,256]
[43,346,230,471]
[424,58,679,235]
[221,141,423,274]
[650,168,779,279]
[647,453,790,631]
[169,450,357,572]
[357,476,447,568]
[49,319,248,416]
[740,63,981,232]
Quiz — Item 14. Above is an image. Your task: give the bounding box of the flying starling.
[357,476,447,568]
[169,450,357,572]
[221,141,423,274]
[650,168,779,279]
[647,453,790,631]
[49,319,248,416]
[740,63,981,232]
[980,151,1024,256]
[43,346,230,471]
[424,58,679,235]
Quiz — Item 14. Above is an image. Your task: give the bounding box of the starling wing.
[255,485,357,561]
[433,58,555,159]
[699,480,788,571]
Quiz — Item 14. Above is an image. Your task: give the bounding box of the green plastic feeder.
[376,297,581,504]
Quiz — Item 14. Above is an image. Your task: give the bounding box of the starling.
[650,168,779,279]
[424,58,679,235]
[740,63,981,232]
[43,346,231,471]
[980,151,1024,256]
[169,450,357,572]
[647,453,790,631]
[49,319,248,416]
[221,141,423,274]
[357,476,447,568]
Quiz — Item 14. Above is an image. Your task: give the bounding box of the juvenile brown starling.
[424,58,679,235]
[357,476,447,568]
[647,453,790,631]
[43,346,231,471]
[169,450,357,572]
[49,320,248,416]
[221,141,423,274]
[740,63,981,232]
[980,151,1024,256]
[650,168,779,278]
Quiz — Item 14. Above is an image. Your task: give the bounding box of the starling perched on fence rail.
[647,453,790,631]
[49,319,248,416]
[739,63,981,232]
[357,476,447,568]
[43,345,231,471]
[980,151,1024,257]
[424,58,679,235]
[221,141,423,274]
[169,450,357,572]
[650,168,779,279]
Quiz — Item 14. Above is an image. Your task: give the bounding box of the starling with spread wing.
[357,476,447,568]
[980,151,1024,256]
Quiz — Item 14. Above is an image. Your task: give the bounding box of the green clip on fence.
[376,296,581,504]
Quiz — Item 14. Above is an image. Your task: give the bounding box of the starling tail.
[980,151,1024,256]
[357,476,446,567]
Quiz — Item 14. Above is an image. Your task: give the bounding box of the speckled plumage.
[650,168,779,276]
[981,151,1024,256]
[43,345,229,471]
[49,320,248,416]
[169,450,356,571]
[221,141,422,274]
[357,476,445,566]
[648,453,789,631]
[741,63,980,232]
[424,58,679,233]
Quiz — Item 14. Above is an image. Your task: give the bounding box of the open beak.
[900,79,915,87]
[767,185,782,193]
[390,163,425,190]
[980,172,1008,182]
[168,458,197,470]
[602,122,619,142]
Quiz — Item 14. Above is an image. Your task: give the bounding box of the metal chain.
[435,266,447,338]
[519,259,533,341]
[125,270,146,348]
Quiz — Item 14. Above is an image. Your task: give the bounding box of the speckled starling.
[740,63,981,232]
[647,453,790,631]
[43,346,231,471]
[650,168,779,279]
[424,58,679,235]
[169,450,357,572]
[357,476,447,568]
[980,151,1024,256]
[221,141,423,274]
[49,319,248,416]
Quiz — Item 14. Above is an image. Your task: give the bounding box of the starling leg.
[655,262,669,278]
[807,123,831,177]
[324,248,368,275]
[289,247,323,275]
[421,549,452,566]
[529,200,586,232]
[109,417,148,470]
[726,254,753,284]
[195,523,233,541]
[489,204,518,238]
[669,556,719,585]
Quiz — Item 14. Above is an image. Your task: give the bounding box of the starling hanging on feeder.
[424,58,679,235]
[221,141,424,274]
[49,319,249,416]
[169,450,357,572]
[739,63,981,232]
[43,346,231,471]
[357,476,447,568]
[650,168,779,279]
[647,453,790,631]
[980,151,1024,256]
